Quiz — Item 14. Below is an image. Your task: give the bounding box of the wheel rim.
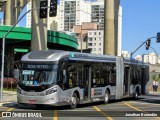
[105,93,109,102]
[72,96,76,105]
[135,92,138,98]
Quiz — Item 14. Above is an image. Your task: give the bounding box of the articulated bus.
[17,50,149,109]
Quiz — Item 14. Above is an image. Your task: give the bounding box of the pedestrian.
[153,80,156,92]
[155,80,159,92]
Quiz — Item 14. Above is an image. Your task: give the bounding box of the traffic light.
[49,0,58,17]
[39,0,48,19]
[157,32,160,43]
[145,39,151,50]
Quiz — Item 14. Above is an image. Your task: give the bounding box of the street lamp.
[150,47,159,64]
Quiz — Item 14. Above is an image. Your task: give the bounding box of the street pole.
[0,37,5,102]
[81,25,82,53]
[130,41,146,58]
[0,6,49,102]
[130,36,157,59]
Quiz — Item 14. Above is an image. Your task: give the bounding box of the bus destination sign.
[23,64,52,70]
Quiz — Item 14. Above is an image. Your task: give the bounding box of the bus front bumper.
[17,93,69,106]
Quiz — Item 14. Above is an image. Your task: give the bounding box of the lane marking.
[0,107,14,118]
[124,102,147,113]
[124,102,160,120]
[93,106,113,120]
[127,101,160,105]
[53,110,58,120]
[6,108,14,111]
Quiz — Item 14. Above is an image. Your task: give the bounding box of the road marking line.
[93,106,113,120]
[6,108,14,111]
[124,102,147,113]
[0,107,14,118]
[53,110,58,120]
[124,102,160,120]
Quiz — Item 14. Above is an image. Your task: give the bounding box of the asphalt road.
[1,92,160,120]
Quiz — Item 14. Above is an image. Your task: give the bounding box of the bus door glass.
[141,68,145,94]
[83,66,90,100]
[124,67,130,95]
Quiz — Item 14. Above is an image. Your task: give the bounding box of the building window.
[88,43,92,46]
[88,38,92,41]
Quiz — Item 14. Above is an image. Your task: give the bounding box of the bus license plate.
[28,100,37,104]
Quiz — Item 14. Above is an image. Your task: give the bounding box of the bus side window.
[58,67,68,90]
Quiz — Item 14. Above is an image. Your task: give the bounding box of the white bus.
[17,50,149,109]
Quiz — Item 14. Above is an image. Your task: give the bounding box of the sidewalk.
[149,91,160,95]
[0,90,17,107]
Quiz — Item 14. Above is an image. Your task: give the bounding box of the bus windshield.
[20,69,57,86]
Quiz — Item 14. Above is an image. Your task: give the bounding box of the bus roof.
[21,50,117,62]
[21,50,149,66]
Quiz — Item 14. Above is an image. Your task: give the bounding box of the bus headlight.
[46,87,57,95]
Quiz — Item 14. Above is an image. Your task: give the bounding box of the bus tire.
[103,90,110,104]
[70,93,78,109]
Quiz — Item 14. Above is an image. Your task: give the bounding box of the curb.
[0,102,17,107]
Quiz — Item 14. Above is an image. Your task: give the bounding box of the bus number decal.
[91,88,102,96]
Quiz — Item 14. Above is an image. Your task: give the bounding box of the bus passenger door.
[141,68,145,94]
[124,67,131,96]
[83,66,91,100]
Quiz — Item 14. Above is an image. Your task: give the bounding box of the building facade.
[88,30,104,54]
[142,53,160,64]
[26,0,59,31]
[26,1,32,28]
[91,1,104,30]
[122,51,130,58]
[73,22,97,50]
[135,55,142,61]
[26,0,122,56]
[58,0,91,32]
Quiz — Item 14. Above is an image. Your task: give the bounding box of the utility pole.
[4,0,29,25]
[104,0,120,55]
[31,0,48,51]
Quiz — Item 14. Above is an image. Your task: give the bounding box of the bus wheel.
[103,90,110,104]
[70,93,77,109]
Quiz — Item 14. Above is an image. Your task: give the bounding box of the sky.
[1,0,160,57]
[120,0,160,57]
